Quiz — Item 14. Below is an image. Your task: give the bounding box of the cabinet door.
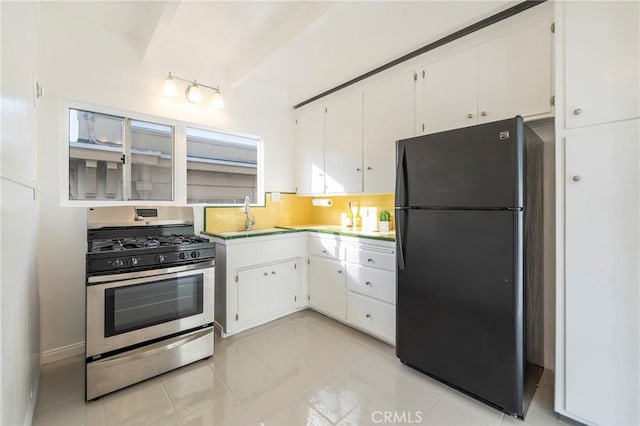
[295,104,325,194]
[565,1,639,128]
[308,256,346,319]
[269,260,299,313]
[363,70,415,193]
[565,121,639,425]
[236,267,272,324]
[422,48,478,134]
[478,19,552,123]
[325,91,363,194]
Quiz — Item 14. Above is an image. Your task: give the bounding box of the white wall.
[36,5,295,359]
[1,1,41,424]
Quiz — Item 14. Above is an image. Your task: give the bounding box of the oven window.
[104,274,203,337]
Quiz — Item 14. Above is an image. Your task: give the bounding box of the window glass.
[186,127,259,204]
[68,109,124,200]
[130,120,173,201]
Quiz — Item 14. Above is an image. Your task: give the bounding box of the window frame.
[60,99,264,207]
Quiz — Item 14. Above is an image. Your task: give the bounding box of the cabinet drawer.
[309,237,345,260]
[346,264,395,304]
[347,246,395,271]
[347,291,395,342]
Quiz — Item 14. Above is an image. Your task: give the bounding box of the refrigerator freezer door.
[396,208,524,415]
[395,118,523,209]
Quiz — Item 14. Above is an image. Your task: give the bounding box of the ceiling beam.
[227,2,336,88]
[140,1,182,60]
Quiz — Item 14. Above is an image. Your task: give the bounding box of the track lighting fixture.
[163,73,224,109]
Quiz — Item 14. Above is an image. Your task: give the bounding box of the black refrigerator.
[395,116,543,418]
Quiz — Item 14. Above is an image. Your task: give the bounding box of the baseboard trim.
[41,341,85,365]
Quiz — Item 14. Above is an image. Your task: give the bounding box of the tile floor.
[34,310,570,426]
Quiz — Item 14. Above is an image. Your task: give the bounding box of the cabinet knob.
[481,111,487,117]
[366,313,371,318]
[356,168,361,172]
[263,272,268,276]
[572,175,582,182]
[367,166,372,171]
[367,258,374,263]
[337,270,343,274]
[573,108,582,116]
[365,281,372,286]
[322,250,327,254]
[467,113,473,119]
[272,271,276,275]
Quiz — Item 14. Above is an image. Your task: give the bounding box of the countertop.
[202,225,395,242]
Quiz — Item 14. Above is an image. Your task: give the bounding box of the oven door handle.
[89,327,212,366]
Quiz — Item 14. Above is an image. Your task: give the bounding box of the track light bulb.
[211,91,225,109]
[163,73,177,97]
[186,84,202,104]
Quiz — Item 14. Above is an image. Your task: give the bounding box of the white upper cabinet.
[422,48,478,134]
[325,91,364,194]
[418,18,552,135]
[363,70,415,193]
[564,1,639,129]
[478,19,552,123]
[295,104,325,195]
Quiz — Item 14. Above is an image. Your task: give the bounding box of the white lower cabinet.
[237,260,299,326]
[213,233,307,337]
[344,240,396,344]
[307,233,396,344]
[560,120,640,425]
[347,291,395,343]
[308,256,346,319]
[216,231,396,344]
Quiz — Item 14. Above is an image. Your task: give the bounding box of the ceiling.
[43,1,519,104]
[43,1,335,84]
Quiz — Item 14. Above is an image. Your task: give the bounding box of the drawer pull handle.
[367,258,374,263]
[366,314,371,318]
[365,281,372,286]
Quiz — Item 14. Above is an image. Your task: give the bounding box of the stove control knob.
[112,258,124,268]
[128,257,139,266]
[154,255,165,263]
[191,251,200,259]
[179,252,188,260]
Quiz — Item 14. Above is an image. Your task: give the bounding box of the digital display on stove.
[136,208,158,217]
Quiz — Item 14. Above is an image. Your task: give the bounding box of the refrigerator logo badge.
[499,131,510,141]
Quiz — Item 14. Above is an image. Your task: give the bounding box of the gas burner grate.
[88,234,210,253]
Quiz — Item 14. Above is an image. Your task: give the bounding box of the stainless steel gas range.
[85,207,214,400]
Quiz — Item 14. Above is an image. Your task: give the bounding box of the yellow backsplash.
[204,193,394,233]
[309,194,395,227]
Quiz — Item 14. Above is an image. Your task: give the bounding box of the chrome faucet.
[243,196,255,231]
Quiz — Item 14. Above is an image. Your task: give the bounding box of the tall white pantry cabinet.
[554,2,640,426]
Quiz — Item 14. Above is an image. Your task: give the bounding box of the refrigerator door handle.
[395,144,407,207]
[396,209,406,271]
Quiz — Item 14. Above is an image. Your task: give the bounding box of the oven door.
[86,264,214,358]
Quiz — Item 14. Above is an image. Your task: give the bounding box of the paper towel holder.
[312,198,333,207]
